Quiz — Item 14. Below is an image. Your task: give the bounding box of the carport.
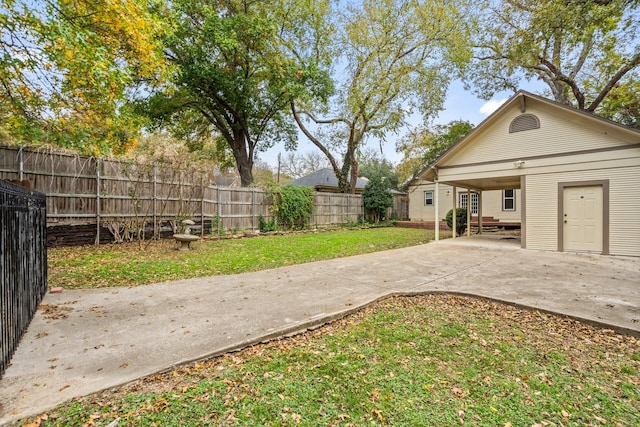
[430,175,523,243]
[416,91,640,257]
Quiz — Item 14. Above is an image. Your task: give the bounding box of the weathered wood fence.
[0,145,371,246]
[0,180,47,378]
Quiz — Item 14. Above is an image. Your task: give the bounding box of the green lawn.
[25,295,639,426]
[48,227,443,289]
[36,227,638,426]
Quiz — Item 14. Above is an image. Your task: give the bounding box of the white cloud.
[479,98,508,116]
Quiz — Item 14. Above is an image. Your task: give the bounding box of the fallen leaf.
[372,409,385,422]
[22,417,41,427]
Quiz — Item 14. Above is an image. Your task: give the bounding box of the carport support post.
[434,182,440,241]
[467,189,471,236]
[478,191,483,234]
[452,185,457,238]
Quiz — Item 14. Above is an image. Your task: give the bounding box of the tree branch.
[587,52,640,112]
[290,100,342,175]
[569,35,593,80]
[302,110,352,127]
[539,56,584,108]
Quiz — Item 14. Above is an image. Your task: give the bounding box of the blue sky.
[258,79,545,168]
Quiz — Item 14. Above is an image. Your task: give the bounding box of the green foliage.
[268,184,315,230]
[445,208,468,236]
[142,0,333,186]
[363,176,393,223]
[258,215,277,233]
[358,153,400,190]
[467,0,640,122]
[397,120,473,183]
[0,0,168,155]
[598,79,640,129]
[211,215,220,236]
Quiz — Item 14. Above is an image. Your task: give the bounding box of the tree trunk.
[230,130,254,187]
[349,159,359,194]
[335,169,350,193]
[236,157,254,187]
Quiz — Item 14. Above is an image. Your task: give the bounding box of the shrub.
[258,215,277,232]
[445,208,468,235]
[363,176,393,223]
[268,184,315,230]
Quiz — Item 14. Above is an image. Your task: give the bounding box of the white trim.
[434,182,440,241]
[460,192,478,214]
[424,190,434,206]
[503,189,516,211]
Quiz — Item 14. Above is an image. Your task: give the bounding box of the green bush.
[258,215,277,232]
[445,208,468,235]
[363,176,393,223]
[268,184,315,230]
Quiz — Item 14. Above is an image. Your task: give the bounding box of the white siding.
[442,101,636,167]
[407,181,451,221]
[525,175,561,251]
[407,182,521,222]
[609,166,640,257]
[481,190,521,220]
[526,164,640,257]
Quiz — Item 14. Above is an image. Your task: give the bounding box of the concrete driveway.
[1,235,638,425]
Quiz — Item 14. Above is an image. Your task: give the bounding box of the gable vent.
[509,114,540,133]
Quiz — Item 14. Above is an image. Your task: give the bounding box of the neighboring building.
[289,168,369,193]
[415,90,640,257]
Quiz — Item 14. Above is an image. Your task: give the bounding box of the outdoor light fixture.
[513,160,525,168]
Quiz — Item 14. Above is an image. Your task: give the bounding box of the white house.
[414,90,640,257]
[405,181,521,227]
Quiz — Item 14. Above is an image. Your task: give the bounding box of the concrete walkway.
[1,236,639,425]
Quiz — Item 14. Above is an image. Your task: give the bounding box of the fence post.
[95,158,101,245]
[251,189,256,231]
[217,186,222,235]
[200,175,205,235]
[18,145,24,181]
[153,163,158,239]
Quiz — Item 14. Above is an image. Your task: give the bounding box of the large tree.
[467,0,640,127]
[143,0,332,186]
[291,0,472,193]
[0,0,167,154]
[396,120,473,184]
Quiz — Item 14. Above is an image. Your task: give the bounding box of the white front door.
[563,185,603,253]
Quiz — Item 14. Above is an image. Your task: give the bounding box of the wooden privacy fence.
[0,145,367,246]
[0,180,47,378]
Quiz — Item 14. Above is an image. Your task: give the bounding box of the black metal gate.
[1,180,47,378]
